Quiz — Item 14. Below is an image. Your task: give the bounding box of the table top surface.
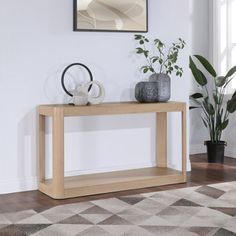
[38,101,186,116]
[39,101,185,107]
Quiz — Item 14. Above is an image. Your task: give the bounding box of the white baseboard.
[187,160,191,172]
[190,144,206,155]
[225,146,236,158]
[0,177,38,195]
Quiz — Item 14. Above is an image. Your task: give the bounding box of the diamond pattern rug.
[1,182,236,235]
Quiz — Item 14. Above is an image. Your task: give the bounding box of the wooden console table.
[38,102,186,199]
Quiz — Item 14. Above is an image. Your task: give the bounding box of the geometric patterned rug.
[1,182,236,236]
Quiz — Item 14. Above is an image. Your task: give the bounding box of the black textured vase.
[135,73,171,103]
[149,73,171,101]
[135,82,160,103]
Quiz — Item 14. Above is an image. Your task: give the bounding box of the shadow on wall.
[17,111,156,183]
[17,109,38,190]
[167,112,183,170]
[120,88,135,101]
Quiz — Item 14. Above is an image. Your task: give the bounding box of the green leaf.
[190,106,200,110]
[154,39,164,48]
[189,56,207,86]
[213,93,220,104]
[218,120,229,131]
[215,76,227,87]
[201,118,208,128]
[190,97,201,105]
[190,93,203,99]
[194,55,217,77]
[150,67,155,73]
[144,50,149,58]
[143,68,149,73]
[203,99,215,115]
[198,70,208,84]
[232,90,236,99]
[225,65,236,78]
[152,58,158,63]
[216,113,222,127]
[227,97,236,113]
[140,40,144,45]
[136,47,143,54]
[134,34,142,40]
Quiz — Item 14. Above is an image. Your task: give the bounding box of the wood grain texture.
[38,102,187,199]
[40,167,184,199]
[182,106,187,181]
[38,114,45,183]
[52,108,65,198]
[156,112,167,167]
[38,102,186,117]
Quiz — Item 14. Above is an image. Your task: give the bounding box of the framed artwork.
[73,0,148,32]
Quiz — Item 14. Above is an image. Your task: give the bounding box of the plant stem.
[142,43,155,73]
[161,46,175,74]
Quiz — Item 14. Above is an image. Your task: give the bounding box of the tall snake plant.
[189,55,236,143]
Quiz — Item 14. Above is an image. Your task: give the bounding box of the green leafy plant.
[134,34,186,76]
[189,55,236,143]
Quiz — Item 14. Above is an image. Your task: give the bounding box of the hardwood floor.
[1,154,236,214]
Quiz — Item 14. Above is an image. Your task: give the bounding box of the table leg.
[52,108,65,198]
[39,114,45,183]
[182,105,187,181]
[156,112,167,168]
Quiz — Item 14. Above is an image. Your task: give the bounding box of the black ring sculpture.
[61,63,93,97]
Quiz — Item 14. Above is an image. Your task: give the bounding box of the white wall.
[189,0,210,154]
[0,0,190,194]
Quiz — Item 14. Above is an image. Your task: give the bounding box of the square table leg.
[156,112,167,168]
[182,105,187,181]
[39,114,45,183]
[52,108,65,198]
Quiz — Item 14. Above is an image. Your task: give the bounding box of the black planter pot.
[205,141,227,163]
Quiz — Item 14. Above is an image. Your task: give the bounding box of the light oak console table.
[38,102,186,199]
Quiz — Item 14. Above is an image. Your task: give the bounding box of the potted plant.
[134,34,186,102]
[189,55,236,163]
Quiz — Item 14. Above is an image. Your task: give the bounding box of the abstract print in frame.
[73,0,148,32]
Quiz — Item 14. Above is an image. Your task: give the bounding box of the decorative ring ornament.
[61,63,93,97]
[85,81,105,105]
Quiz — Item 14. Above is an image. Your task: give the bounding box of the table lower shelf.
[39,167,186,199]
